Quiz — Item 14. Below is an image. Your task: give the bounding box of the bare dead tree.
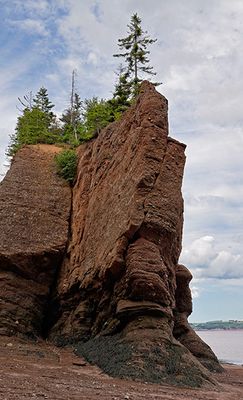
[70,70,78,141]
[17,91,33,113]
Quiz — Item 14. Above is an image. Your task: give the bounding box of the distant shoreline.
[221,361,243,367]
[194,328,243,331]
[190,321,243,331]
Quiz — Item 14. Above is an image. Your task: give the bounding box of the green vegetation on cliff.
[55,149,78,185]
[7,14,159,157]
[113,13,159,96]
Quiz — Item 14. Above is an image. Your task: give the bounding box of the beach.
[0,336,242,400]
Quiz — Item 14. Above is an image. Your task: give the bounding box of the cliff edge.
[0,144,71,337]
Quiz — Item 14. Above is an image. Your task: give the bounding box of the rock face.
[48,82,221,385]
[0,145,71,338]
[51,82,184,339]
[0,83,222,387]
[173,264,222,372]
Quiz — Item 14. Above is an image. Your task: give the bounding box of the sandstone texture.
[49,82,221,385]
[51,82,184,339]
[0,145,71,338]
[0,83,222,388]
[173,264,223,372]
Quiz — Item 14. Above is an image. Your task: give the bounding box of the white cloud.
[45,73,60,83]
[190,285,200,299]
[87,52,98,66]
[7,0,50,17]
[209,251,242,279]
[181,236,243,280]
[182,236,216,268]
[10,18,49,37]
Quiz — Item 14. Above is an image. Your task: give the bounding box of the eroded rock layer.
[48,82,221,386]
[173,264,223,372]
[0,145,71,337]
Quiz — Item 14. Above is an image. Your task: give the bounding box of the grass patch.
[55,149,77,184]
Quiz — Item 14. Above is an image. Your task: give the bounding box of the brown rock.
[49,82,220,386]
[174,264,223,372]
[0,83,222,387]
[0,144,71,338]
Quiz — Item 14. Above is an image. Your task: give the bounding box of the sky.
[0,0,242,322]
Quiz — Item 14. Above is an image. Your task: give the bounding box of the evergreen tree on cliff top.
[7,107,56,156]
[33,87,55,124]
[61,92,83,144]
[109,64,132,117]
[7,88,58,157]
[113,13,158,96]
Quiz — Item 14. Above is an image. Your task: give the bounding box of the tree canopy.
[83,97,114,135]
[109,64,132,115]
[7,14,159,157]
[7,107,56,156]
[61,92,83,145]
[33,87,54,116]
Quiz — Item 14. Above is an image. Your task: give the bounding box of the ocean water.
[196,329,243,365]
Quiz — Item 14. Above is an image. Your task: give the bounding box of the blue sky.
[0,0,243,322]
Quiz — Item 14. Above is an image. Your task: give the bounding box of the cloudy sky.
[1,0,242,322]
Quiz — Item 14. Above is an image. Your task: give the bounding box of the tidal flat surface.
[197,329,243,365]
[1,336,243,400]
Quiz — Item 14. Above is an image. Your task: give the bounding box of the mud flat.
[0,337,242,400]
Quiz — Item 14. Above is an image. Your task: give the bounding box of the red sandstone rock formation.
[48,82,221,385]
[0,145,71,337]
[174,264,222,372]
[0,83,222,387]
[50,82,183,338]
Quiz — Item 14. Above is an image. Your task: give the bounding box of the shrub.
[55,149,77,184]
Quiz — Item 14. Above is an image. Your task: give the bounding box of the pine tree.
[7,107,56,156]
[7,88,59,157]
[73,93,82,124]
[60,92,83,144]
[83,98,114,135]
[61,93,82,126]
[113,13,158,96]
[33,87,55,124]
[111,64,132,113]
